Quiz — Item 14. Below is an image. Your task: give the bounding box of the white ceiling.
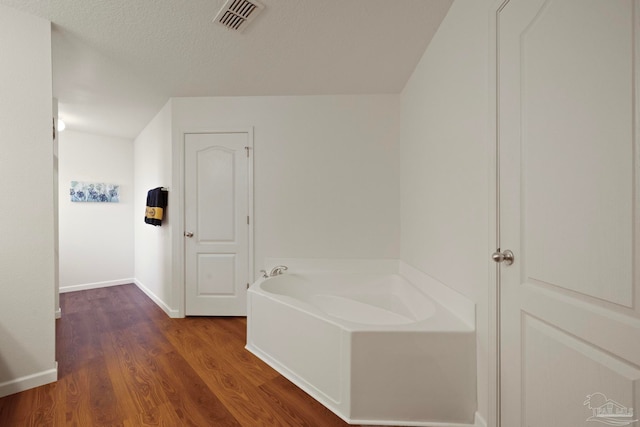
[1,0,453,139]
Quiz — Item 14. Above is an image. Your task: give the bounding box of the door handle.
[184,231,194,238]
[492,249,514,266]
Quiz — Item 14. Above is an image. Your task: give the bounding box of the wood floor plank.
[103,285,142,312]
[0,383,56,427]
[0,284,351,427]
[185,317,280,387]
[121,401,187,427]
[154,350,241,427]
[122,320,175,359]
[0,394,17,424]
[31,383,57,427]
[60,291,89,315]
[163,318,297,426]
[55,367,94,427]
[96,306,151,334]
[259,376,349,427]
[99,330,167,418]
[56,311,105,377]
[87,355,125,426]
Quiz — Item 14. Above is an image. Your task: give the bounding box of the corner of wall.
[398,0,496,423]
[133,99,177,317]
[0,3,56,396]
[134,279,179,318]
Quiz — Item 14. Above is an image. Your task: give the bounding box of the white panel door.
[497,1,640,425]
[184,132,252,316]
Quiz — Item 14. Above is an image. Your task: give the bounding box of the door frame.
[172,127,254,318]
[488,2,511,426]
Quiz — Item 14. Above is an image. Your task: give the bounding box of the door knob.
[184,231,194,238]
[492,249,514,266]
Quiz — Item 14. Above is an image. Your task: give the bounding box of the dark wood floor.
[0,284,351,426]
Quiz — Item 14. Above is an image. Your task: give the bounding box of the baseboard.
[353,411,485,426]
[0,363,57,398]
[59,278,135,294]
[134,279,180,318]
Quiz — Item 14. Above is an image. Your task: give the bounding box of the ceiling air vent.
[214,0,264,32]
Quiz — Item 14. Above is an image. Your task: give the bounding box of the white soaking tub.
[246,272,477,426]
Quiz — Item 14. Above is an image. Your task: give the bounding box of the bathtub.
[246,271,477,426]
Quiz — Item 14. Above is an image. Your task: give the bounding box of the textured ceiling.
[1,0,453,139]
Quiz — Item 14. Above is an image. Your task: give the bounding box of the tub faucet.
[261,265,288,278]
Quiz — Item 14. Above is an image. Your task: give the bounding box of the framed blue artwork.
[70,181,119,203]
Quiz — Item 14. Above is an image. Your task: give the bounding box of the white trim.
[59,278,135,293]
[171,120,185,318]
[399,261,476,329]
[488,2,510,427]
[347,413,484,427]
[55,307,61,319]
[0,363,57,398]
[247,127,255,287]
[134,279,180,318]
[634,0,640,322]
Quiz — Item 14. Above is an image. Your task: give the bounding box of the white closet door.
[497,1,640,425]
[184,132,252,316]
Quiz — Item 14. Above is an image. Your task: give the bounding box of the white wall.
[58,130,134,291]
[173,95,400,264]
[133,95,400,315]
[133,101,174,315]
[399,0,493,422]
[0,4,57,396]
